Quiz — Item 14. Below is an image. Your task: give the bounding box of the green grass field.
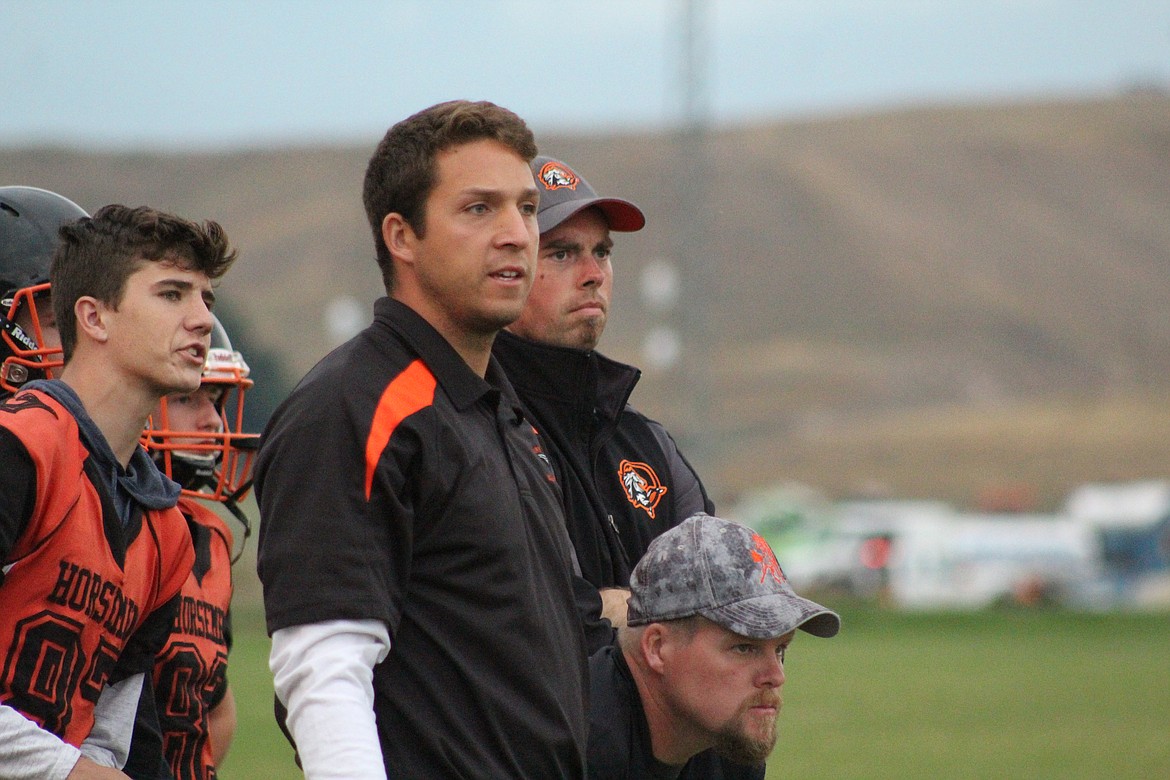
[214,601,1170,779]
[769,605,1170,779]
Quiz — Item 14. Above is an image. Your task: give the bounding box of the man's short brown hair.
[361,100,537,292]
[52,204,237,361]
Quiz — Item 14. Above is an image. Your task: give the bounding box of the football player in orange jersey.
[126,316,257,780]
[0,202,236,779]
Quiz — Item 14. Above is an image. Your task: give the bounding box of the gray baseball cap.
[627,514,841,639]
[532,155,646,235]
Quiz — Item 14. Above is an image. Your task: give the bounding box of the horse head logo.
[618,459,667,519]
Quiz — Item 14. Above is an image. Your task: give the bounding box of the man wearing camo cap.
[587,513,840,779]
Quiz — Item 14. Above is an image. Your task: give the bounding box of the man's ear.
[641,623,670,674]
[382,213,416,266]
[73,297,109,345]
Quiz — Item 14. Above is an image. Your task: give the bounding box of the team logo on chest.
[0,393,56,417]
[617,459,667,519]
[530,425,557,484]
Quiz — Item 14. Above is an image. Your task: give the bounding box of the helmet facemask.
[0,186,88,394]
[142,319,259,507]
[1,283,62,393]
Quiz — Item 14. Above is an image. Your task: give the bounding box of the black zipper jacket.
[493,330,714,591]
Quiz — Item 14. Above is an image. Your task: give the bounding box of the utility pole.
[674,0,714,479]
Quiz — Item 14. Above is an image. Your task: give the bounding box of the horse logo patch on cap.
[750,532,785,584]
[538,161,580,191]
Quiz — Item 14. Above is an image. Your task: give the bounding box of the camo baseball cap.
[626,514,841,639]
[532,155,646,235]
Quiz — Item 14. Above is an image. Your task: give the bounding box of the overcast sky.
[2,0,1169,150]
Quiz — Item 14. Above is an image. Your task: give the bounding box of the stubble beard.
[463,295,530,340]
[567,310,605,351]
[711,702,780,765]
[573,323,603,351]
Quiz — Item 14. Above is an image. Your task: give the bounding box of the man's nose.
[196,394,221,431]
[579,255,605,288]
[758,653,786,688]
[498,205,534,250]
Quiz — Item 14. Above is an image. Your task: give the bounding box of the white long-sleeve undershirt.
[0,673,142,780]
[270,619,391,780]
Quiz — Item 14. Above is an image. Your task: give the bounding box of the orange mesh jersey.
[0,389,193,746]
[153,499,234,780]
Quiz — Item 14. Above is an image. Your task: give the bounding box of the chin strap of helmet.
[222,436,259,563]
[222,480,253,565]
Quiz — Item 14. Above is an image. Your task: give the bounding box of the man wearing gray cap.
[587,513,840,779]
[493,156,714,649]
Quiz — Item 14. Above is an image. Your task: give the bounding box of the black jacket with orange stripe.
[256,297,588,779]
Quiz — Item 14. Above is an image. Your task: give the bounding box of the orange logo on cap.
[538,161,579,191]
[618,459,667,519]
[750,532,785,584]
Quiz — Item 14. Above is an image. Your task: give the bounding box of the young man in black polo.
[256,101,588,778]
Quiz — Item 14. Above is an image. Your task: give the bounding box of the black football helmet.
[0,186,88,393]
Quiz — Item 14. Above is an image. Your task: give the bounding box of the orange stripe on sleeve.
[364,359,437,499]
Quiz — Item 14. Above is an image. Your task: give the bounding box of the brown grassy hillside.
[5,94,1169,508]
